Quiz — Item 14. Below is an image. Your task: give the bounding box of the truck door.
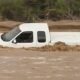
[12,31,35,48]
[37,31,47,47]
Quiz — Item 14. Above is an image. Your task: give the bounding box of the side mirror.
[12,39,17,44]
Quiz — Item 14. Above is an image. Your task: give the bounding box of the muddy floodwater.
[0,48,79,80]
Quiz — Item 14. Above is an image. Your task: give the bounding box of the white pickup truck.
[0,23,80,48]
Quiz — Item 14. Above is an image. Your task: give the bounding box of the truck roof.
[19,23,48,31]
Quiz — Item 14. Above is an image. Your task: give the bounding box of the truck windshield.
[1,27,21,41]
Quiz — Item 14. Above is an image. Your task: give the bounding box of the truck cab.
[0,23,50,48]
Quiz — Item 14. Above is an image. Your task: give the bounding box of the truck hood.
[0,33,4,43]
[0,33,9,47]
[0,33,3,35]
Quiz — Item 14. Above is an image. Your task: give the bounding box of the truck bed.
[50,32,80,45]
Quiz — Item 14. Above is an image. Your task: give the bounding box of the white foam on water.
[64,66,71,69]
[33,61,47,64]
[51,66,65,70]
[55,74,65,77]
[2,70,16,73]
[29,76,51,79]
[48,57,65,62]
[28,57,46,60]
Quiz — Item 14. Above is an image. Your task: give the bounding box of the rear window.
[37,31,46,43]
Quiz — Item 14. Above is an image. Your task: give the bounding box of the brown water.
[0,48,80,80]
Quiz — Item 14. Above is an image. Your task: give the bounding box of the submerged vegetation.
[0,0,80,22]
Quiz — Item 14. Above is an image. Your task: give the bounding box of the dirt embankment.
[0,20,80,32]
[44,20,80,31]
[0,20,22,32]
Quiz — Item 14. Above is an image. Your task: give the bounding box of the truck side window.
[37,31,46,43]
[16,31,33,43]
